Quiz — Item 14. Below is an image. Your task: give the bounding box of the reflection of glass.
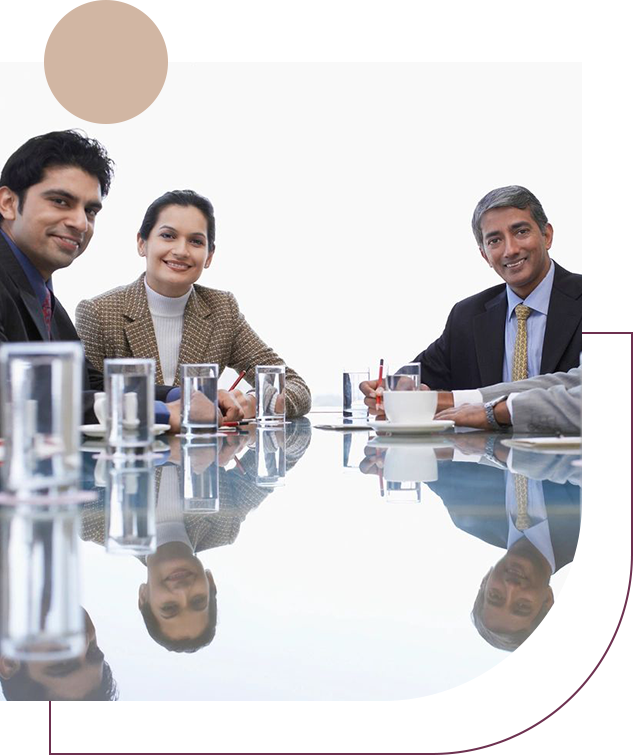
[181,363,219,436]
[343,369,369,418]
[181,437,220,512]
[0,342,83,495]
[255,426,286,487]
[385,363,421,392]
[255,365,286,424]
[343,429,369,471]
[104,359,155,451]
[105,454,156,555]
[385,481,422,503]
[0,505,84,661]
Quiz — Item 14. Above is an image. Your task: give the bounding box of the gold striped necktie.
[511,304,532,530]
[512,304,532,382]
[514,473,531,531]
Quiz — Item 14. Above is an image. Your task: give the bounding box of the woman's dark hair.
[138,190,216,251]
[0,130,114,218]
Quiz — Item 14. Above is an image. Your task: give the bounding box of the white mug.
[93,392,107,426]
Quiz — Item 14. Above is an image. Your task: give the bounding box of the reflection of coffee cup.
[93,392,106,426]
[383,445,438,482]
[383,391,437,423]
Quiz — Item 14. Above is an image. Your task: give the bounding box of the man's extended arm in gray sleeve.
[479,366,582,402]
[478,366,581,434]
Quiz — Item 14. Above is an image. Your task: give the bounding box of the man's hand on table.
[435,400,511,430]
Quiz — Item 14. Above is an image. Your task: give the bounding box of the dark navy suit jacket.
[427,461,581,572]
[412,262,582,390]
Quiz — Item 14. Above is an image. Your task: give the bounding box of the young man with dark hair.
[0,130,180,425]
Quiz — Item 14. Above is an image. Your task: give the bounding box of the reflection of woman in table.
[0,609,117,701]
[75,189,311,421]
[81,421,312,652]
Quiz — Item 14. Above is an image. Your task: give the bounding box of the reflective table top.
[0,417,581,701]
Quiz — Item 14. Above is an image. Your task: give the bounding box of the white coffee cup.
[93,392,106,426]
[382,390,438,424]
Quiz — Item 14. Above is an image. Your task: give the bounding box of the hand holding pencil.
[358,360,386,418]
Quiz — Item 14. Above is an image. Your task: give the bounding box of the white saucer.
[369,420,454,436]
[80,424,171,438]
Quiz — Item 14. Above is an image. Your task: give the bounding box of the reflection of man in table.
[0,610,117,701]
[427,443,580,650]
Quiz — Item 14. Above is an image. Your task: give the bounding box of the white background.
[0,63,581,399]
[0,63,633,402]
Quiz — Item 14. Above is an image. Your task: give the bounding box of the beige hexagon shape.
[45,1,168,124]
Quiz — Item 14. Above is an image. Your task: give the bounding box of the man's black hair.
[0,130,115,218]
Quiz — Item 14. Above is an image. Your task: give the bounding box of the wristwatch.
[483,395,509,430]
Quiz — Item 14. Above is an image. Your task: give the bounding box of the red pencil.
[229,370,246,391]
[376,358,384,410]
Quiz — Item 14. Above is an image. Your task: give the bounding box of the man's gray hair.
[471,186,549,247]
[471,568,552,652]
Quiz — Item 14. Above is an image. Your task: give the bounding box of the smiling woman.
[74,189,311,418]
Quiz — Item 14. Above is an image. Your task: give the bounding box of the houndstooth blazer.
[75,275,311,417]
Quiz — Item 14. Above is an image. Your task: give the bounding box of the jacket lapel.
[473,290,507,386]
[0,235,51,341]
[541,268,582,373]
[174,287,213,386]
[122,277,164,384]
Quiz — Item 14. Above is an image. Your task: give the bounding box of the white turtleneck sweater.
[144,278,192,385]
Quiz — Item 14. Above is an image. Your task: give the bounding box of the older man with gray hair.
[361,186,581,410]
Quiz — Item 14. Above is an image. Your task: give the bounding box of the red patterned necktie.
[42,288,52,336]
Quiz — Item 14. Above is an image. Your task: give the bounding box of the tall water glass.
[255,426,286,487]
[343,369,369,418]
[104,359,155,451]
[181,363,219,436]
[0,505,84,661]
[181,437,220,512]
[255,365,286,424]
[385,363,421,392]
[0,342,83,495]
[105,454,156,555]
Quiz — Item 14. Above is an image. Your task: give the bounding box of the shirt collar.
[0,227,53,306]
[506,259,555,321]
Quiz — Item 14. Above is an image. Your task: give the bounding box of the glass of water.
[343,369,369,418]
[255,365,286,425]
[385,363,421,392]
[0,342,83,495]
[104,359,155,452]
[181,363,219,436]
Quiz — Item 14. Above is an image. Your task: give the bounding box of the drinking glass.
[343,369,369,418]
[0,342,83,495]
[180,363,219,436]
[104,359,155,451]
[385,363,421,392]
[255,365,286,424]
